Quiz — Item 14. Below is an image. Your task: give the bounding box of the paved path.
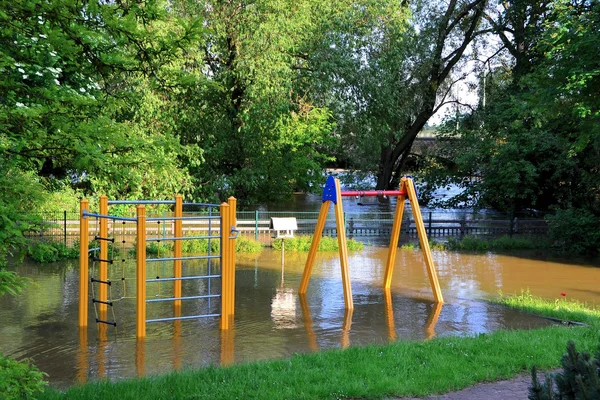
[398,370,555,400]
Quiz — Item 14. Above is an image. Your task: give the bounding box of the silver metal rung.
[146,255,220,262]
[146,216,220,222]
[146,294,220,303]
[146,274,221,282]
[182,202,220,207]
[82,211,136,222]
[146,314,221,323]
[108,200,176,205]
[146,235,220,242]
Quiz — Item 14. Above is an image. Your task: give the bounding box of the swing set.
[299,176,444,309]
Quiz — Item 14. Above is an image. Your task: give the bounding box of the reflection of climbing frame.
[299,176,443,309]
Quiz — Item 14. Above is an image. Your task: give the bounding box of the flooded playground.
[2,246,600,389]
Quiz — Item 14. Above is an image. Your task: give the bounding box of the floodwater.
[2,246,599,389]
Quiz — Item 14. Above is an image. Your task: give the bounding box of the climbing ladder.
[78,196,238,338]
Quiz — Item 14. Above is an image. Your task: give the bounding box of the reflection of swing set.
[299,176,444,309]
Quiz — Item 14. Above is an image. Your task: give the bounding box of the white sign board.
[270,217,298,238]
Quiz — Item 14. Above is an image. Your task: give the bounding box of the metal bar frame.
[146,274,221,283]
[147,314,220,323]
[146,294,220,303]
[146,255,220,262]
[108,200,176,205]
[146,235,220,242]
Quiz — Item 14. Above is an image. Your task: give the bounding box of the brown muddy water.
[1,247,599,389]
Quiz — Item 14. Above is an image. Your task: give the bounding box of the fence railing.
[24,210,548,245]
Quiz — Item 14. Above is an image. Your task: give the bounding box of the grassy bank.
[37,294,600,400]
[272,235,364,252]
[400,235,552,252]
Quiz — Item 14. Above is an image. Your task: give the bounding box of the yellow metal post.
[99,195,108,313]
[383,182,407,289]
[405,178,444,303]
[425,302,443,340]
[299,294,318,351]
[136,205,147,339]
[220,202,231,330]
[333,178,353,310]
[76,327,88,384]
[174,195,183,308]
[384,288,397,341]
[341,308,353,348]
[78,199,89,328]
[228,197,237,317]
[299,201,330,294]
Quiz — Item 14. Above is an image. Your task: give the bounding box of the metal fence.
[25,210,548,245]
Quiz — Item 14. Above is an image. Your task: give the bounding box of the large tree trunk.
[375,0,486,190]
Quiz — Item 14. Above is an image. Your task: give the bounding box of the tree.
[0,0,202,201]
[314,0,487,191]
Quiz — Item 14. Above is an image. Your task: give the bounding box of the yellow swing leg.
[299,201,331,294]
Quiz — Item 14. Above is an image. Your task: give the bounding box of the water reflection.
[2,248,598,389]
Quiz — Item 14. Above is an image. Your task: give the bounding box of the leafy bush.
[138,234,262,255]
[529,340,600,400]
[28,241,78,263]
[271,235,364,252]
[235,237,263,253]
[446,235,546,251]
[0,269,28,296]
[546,208,600,256]
[0,354,47,399]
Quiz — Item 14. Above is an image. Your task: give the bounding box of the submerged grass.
[497,289,600,325]
[39,293,600,400]
[271,235,364,252]
[143,235,262,256]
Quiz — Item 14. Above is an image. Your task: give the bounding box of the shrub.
[546,208,600,256]
[529,340,600,400]
[28,241,78,263]
[0,354,47,399]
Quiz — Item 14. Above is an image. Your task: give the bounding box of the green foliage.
[446,235,547,252]
[546,209,600,256]
[28,241,78,263]
[144,235,261,255]
[271,235,363,252]
[529,340,600,400]
[0,269,28,296]
[0,354,47,399]
[497,289,600,325]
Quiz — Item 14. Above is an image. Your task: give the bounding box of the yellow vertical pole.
[76,327,88,384]
[299,294,318,351]
[299,201,330,294]
[78,199,89,328]
[341,308,353,349]
[99,195,108,314]
[384,288,397,341]
[405,178,444,303]
[334,178,353,310]
[383,182,407,289]
[174,195,183,308]
[220,328,235,366]
[136,339,145,377]
[220,202,231,330]
[228,197,237,317]
[136,205,147,339]
[425,302,443,340]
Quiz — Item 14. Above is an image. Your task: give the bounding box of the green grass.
[272,235,364,252]
[38,293,600,400]
[497,289,600,325]
[446,235,550,251]
[141,235,262,256]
